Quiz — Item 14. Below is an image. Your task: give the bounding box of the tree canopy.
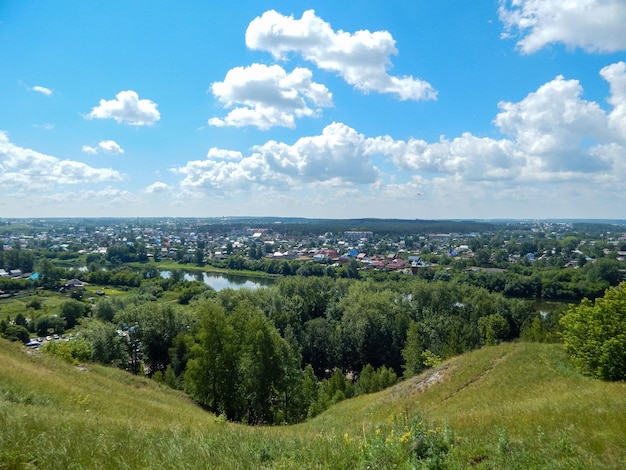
[560,283,626,381]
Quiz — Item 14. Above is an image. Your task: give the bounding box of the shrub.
[560,282,626,380]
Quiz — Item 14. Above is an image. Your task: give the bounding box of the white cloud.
[207,148,244,160]
[82,145,98,155]
[174,122,381,193]
[499,0,626,53]
[32,85,53,96]
[493,74,610,172]
[246,9,436,101]
[173,63,626,218]
[373,63,626,185]
[601,61,626,140]
[0,131,123,188]
[144,181,170,194]
[40,187,139,206]
[33,123,55,130]
[86,90,160,126]
[209,64,332,129]
[98,140,124,154]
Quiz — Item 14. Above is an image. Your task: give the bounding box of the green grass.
[0,291,65,320]
[1,339,624,469]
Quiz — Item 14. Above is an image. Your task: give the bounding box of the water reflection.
[160,270,273,291]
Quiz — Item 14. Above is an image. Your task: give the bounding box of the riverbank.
[125,260,281,280]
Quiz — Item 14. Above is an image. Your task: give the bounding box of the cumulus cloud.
[144,181,170,194]
[82,140,124,154]
[246,9,436,101]
[173,63,626,214]
[98,140,124,154]
[209,64,332,129]
[174,122,381,192]
[32,85,53,96]
[499,0,626,53]
[601,61,626,139]
[86,90,160,126]
[0,131,123,188]
[374,62,626,184]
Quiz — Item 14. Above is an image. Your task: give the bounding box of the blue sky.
[1,1,625,219]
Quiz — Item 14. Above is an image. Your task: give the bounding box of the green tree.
[184,301,239,418]
[235,305,288,423]
[1,324,29,343]
[478,314,510,346]
[60,299,89,329]
[35,315,66,336]
[116,302,190,375]
[560,283,626,381]
[402,321,424,377]
[77,319,128,367]
[39,258,62,289]
[585,258,623,286]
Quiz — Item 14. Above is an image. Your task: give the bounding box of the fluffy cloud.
[144,181,170,194]
[174,122,381,192]
[375,62,626,184]
[499,0,626,53]
[86,90,160,126]
[82,140,124,154]
[246,9,436,101]
[0,131,123,188]
[32,85,53,96]
[98,140,124,154]
[209,64,332,129]
[601,61,626,139]
[173,62,626,216]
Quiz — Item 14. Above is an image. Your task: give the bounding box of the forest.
[12,273,550,425]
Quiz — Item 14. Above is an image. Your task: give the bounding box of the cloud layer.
[0,132,123,188]
[175,62,626,208]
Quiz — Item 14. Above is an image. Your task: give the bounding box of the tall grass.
[1,339,624,468]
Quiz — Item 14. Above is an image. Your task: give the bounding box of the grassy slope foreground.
[1,339,624,469]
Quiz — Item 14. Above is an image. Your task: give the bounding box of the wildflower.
[399,431,412,444]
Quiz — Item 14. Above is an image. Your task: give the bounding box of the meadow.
[1,338,624,469]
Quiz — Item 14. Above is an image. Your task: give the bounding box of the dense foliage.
[35,275,549,425]
[560,283,626,381]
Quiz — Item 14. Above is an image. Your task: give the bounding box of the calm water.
[160,270,274,291]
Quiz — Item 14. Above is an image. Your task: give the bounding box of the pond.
[159,270,275,291]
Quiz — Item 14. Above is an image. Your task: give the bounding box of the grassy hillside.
[1,339,624,469]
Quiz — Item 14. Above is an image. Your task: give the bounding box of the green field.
[1,339,624,469]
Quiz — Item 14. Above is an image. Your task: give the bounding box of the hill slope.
[1,339,624,468]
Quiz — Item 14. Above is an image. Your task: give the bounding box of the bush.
[42,339,92,364]
[560,282,626,380]
[1,324,30,343]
